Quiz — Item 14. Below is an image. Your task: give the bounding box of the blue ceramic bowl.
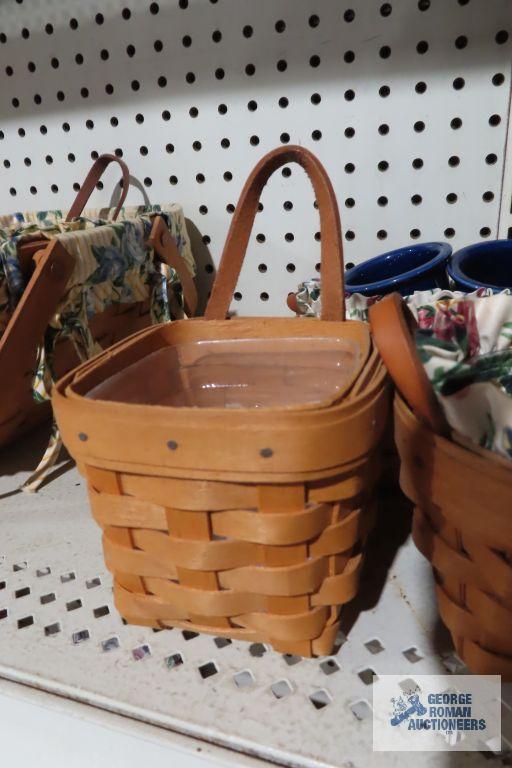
[448,240,512,292]
[345,242,452,297]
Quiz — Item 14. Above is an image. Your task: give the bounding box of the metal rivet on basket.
[78,432,88,442]
[167,440,178,451]
[260,448,273,458]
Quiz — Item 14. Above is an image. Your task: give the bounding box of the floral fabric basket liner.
[294,278,512,462]
[0,203,194,490]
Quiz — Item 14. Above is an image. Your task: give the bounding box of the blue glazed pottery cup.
[344,242,452,297]
[448,240,512,292]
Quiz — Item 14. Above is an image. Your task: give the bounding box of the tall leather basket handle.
[66,154,130,222]
[369,293,450,436]
[205,145,345,322]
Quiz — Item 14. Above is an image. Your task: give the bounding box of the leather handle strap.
[205,145,345,321]
[369,293,450,435]
[0,240,75,412]
[66,154,130,222]
[148,215,198,317]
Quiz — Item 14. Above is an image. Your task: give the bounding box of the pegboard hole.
[199,662,218,679]
[17,616,34,629]
[234,670,255,688]
[483,191,494,202]
[132,644,151,660]
[275,19,286,33]
[214,637,232,649]
[320,659,340,675]
[15,587,30,598]
[444,227,456,238]
[480,227,491,237]
[44,623,61,637]
[310,690,331,710]
[160,652,184,670]
[358,668,378,685]
[410,228,421,239]
[249,642,267,658]
[446,193,458,204]
[402,647,424,663]
[271,679,293,699]
[102,637,120,652]
[344,50,355,63]
[93,605,110,618]
[351,700,372,721]
[40,593,55,605]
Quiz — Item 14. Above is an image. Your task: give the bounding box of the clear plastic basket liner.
[87,337,361,409]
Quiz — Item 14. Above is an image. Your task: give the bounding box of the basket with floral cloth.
[0,154,196,490]
[370,291,512,678]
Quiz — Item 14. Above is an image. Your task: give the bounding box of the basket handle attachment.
[148,215,198,317]
[66,154,130,222]
[205,145,345,321]
[369,293,450,435]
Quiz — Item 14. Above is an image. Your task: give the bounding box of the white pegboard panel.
[0,436,511,768]
[0,0,511,315]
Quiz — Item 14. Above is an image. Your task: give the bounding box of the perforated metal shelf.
[1,430,511,768]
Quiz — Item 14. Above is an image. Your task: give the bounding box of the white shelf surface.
[1,427,511,768]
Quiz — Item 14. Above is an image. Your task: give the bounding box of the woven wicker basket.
[369,294,512,679]
[53,146,390,656]
[395,394,512,679]
[0,155,195,450]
